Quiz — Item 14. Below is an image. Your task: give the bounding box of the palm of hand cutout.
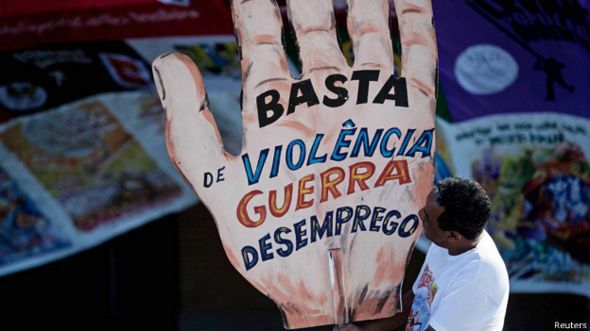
[153,0,437,329]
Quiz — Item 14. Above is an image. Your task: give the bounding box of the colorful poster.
[432,0,590,298]
[0,41,152,122]
[128,35,291,93]
[0,167,70,265]
[434,1,590,121]
[129,36,241,80]
[439,113,590,296]
[0,91,196,276]
[0,0,236,276]
[0,98,183,232]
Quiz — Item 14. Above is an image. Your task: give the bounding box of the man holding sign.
[153,0,436,329]
[337,177,510,330]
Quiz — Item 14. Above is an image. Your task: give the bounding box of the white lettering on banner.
[0,9,200,36]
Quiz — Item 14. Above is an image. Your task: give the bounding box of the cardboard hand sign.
[152,0,437,328]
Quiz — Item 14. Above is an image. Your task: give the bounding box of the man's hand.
[152,0,436,329]
[334,291,415,330]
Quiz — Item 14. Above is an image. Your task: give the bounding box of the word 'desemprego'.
[242,204,419,270]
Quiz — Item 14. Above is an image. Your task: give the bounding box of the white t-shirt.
[406,230,509,331]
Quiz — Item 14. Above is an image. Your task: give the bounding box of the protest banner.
[153,0,438,327]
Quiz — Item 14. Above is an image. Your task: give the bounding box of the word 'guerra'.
[257,70,408,127]
[237,159,411,228]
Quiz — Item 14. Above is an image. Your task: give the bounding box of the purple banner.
[433,0,590,122]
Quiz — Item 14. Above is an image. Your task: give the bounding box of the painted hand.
[152,0,436,329]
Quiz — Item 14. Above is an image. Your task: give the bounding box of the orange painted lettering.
[347,162,376,194]
[269,183,293,217]
[320,167,345,202]
[296,174,315,210]
[236,190,267,228]
[375,160,411,186]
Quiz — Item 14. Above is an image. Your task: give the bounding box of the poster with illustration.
[128,36,245,93]
[102,92,170,164]
[0,41,153,123]
[434,0,590,122]
[0,99,183,232]
[0,167,70,266]
[439,113,590,296]
[153,0,437,328]
[104,89,244,159]
[0,0,233,276]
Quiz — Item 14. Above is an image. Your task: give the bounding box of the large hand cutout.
[152,0,437,328]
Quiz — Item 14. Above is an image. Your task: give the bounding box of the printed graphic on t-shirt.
[407,265,438,331]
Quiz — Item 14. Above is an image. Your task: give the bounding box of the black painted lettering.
[257,89,284,127]
[203,172,214,188]
[323,74,348,107]
[351,70,380,104]
[373,76,409,107]
[287,79,320,114]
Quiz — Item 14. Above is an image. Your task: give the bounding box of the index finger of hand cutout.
[287,0,348,76]
[232,0,291,91]
[152,53,228,189]
[394,0,437,100]
[347,0,394,70]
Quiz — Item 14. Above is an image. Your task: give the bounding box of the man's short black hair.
[435,177,492,240]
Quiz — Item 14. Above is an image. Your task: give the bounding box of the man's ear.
[447,230,464,242]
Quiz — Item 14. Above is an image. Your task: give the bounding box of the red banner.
[0,0,233,52]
